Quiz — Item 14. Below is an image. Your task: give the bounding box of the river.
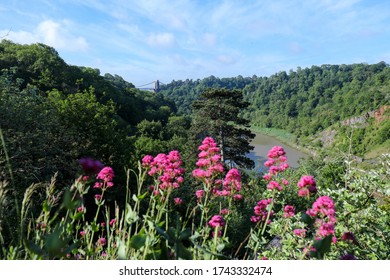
[247,132,308,171]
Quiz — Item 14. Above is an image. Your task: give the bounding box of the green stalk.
[0,127,20,244]
[299,240,314,260]
[199,181,211,229]
[87,186,106,257]
[261,189,275,235]
[212,226,219,259]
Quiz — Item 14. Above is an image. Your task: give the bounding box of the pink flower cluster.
[212,168,243,200]
[195,189,204,201]
[293,228,307,237]
[266,180,283,191]
[142,150,185,191]
[192,137,243,201]
[96,237,106,247]
[223,168,241,191]
[208,215,225,228]
[209,215,225,237]
[267,145,286,159]
[283,205,295,218]
[297,175,317,197]
[307,196,336,221]
[263,146,289,192]
[306,196,337,242]
[250,198,273,223]
[192,137,224,180]
[109,219,116,226]
[94,167,115,189]
[174,197,183,205]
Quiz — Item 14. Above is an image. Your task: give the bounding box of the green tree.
[191,88,255,168]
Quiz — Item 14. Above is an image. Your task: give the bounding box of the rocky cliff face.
[374,105,390,124]
[317,106,389,149]
[340,106,389,128]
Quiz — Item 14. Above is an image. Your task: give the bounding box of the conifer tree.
[191,88,255,169]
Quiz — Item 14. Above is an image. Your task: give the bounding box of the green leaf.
[301,213,315,226]
[137,191,149,201]
[216,243,225,252]
[167,227,177,241]
[43,201,52,213]
[130,234,146,250]
[155,225,172,242]
[310,235,333,259]
[176,243,193,260]
[90,221,100,232]
[125,203,139,224]
[250,231,259,243]
[25,240,45,258]
[62,189,75,210]
[70,210,83,221]
[179,228,192,241]
[159,238,169,260]
[116,239,127,260]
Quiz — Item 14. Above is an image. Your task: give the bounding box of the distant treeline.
[1,39,389,195]
[0,40,190,198]
[160,62,390,157]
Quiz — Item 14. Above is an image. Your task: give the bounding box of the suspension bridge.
[136,80,164,93]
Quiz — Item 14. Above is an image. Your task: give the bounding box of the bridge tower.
[154,80,160,93]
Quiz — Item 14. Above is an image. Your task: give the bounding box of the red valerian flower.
[293,229,306,237]
[306,196,337,243]
[283,205,295,218]
[251,198,273,223]
[262,146,289,193]
[208,215,225,228]
[96,167,115,188]
[141,151,185,192]
[297,175,317,197]
[174,197,183,205]
[192,137,224,180]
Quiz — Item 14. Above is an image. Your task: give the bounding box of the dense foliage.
[191,88,255,169]
[1,140,389,260]
[160,63,390,158]
[1,40,389,260]
[0,40,186,188]
[160,75,256,115]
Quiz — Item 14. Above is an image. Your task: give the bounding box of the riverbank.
[250,126,316,157]
[248,131,309,168]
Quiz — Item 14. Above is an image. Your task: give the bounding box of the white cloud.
[117,23,142,37]
[2,0,388,85]
[131,0,192,30]
[5,19,88,52]
[147,33,176,48]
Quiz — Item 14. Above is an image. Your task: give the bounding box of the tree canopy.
[191,88,255,169]
[0,40,185,194]
[160,62,390,157]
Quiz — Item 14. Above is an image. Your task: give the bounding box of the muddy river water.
[247,132,308,171]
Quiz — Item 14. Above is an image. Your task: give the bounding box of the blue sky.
[1,0,390,87]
